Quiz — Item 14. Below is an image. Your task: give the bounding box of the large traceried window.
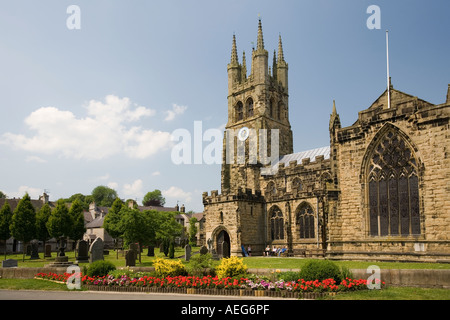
[296,203,315,239]
[367,129,421,237]
[270,206,284,240]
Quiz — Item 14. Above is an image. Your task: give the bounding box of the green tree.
[120,206,151,263]
[69,199,86,241]
[35,203,52,258]
[142,189,165,206]
[91,185,118,207]
[46,199,73,257]
[188,217,198,247]
[10,193,36,261]
[65,193,93,210]
[0,191,6,199]
[0,200,13,259]
[103,197,125,258]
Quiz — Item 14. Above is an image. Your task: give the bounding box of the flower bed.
[34,272,385,298]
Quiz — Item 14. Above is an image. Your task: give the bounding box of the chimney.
[180,204,185,213]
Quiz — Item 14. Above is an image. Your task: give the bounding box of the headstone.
[130,243,139,253]
[30,240,40,260]
[26,244,31,256]
[2,259,18,268]
[199,245,208,255]
[76,240,89,263]
[125,250,136,267]
[147,246,155,257]
[44,244,52,258]
[89,238,104,263]
[184,244,191,261]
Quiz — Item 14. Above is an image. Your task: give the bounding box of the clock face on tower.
[238,126,249,141]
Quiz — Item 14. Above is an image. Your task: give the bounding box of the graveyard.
[0,241,449,300]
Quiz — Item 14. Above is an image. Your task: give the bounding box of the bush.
[86,260,116,277]
[153,258,187,277]
[186,253,216,276]
[277,271,302,282]
[215,256,247,279]
[298,260,342,283]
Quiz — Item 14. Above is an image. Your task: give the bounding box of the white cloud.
[25,155,47,163]
[163,186,192,203]
[107,182,119,190]
[122,179,144,198]
[152,171,161,176]
[0,95,172,160]
[7,186,42,199]
[164,103,187,121]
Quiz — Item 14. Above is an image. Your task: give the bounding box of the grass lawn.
[3,248,450,270]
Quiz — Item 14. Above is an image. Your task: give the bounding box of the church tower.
[222,19,293,194]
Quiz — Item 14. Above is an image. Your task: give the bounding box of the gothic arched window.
[366,129,421,237]
[247,98,254,117]
[296,203,315,239]
[270,206,284,240]
[236,101,243,121]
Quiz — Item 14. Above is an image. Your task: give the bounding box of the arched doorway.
[216,229,230,258]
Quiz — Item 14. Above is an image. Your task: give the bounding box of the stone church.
[202,20,450,262]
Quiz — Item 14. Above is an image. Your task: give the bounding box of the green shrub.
[277,271,302,282]
[86,260,116,277]
[186,253,216,276]
[298,260,341,283]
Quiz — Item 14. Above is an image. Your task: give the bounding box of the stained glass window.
[367,130,421,236]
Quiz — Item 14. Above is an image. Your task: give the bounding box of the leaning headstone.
[199,245,208,255]
[30,240,40,260]
[44,244,52,258]
[76,240,89,263]
[2,259,18,268]
[125,250,136,267]
[89,238,104,263]
[184,244,191,261]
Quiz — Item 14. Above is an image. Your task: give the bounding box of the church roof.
[276,146,330,165]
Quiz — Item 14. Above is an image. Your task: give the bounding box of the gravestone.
[44,244,52,258]
[76,240,89,263]
[147,245,155,257]
[2,259,18,268]
[130,243,139,254]
[125,250,136,267]
[184,244,191,261]
[30,240,40,260]
[199,245,208,255]
[89,238,104,263]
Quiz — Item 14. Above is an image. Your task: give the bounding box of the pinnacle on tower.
[256,18,264,51]
[230,34,239,65]
[277,34,285,63]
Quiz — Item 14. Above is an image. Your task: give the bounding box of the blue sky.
[0,0,448,212]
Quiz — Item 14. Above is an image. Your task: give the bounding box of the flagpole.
[386,30,391,109]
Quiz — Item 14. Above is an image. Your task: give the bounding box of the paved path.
[0,289,293,300]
